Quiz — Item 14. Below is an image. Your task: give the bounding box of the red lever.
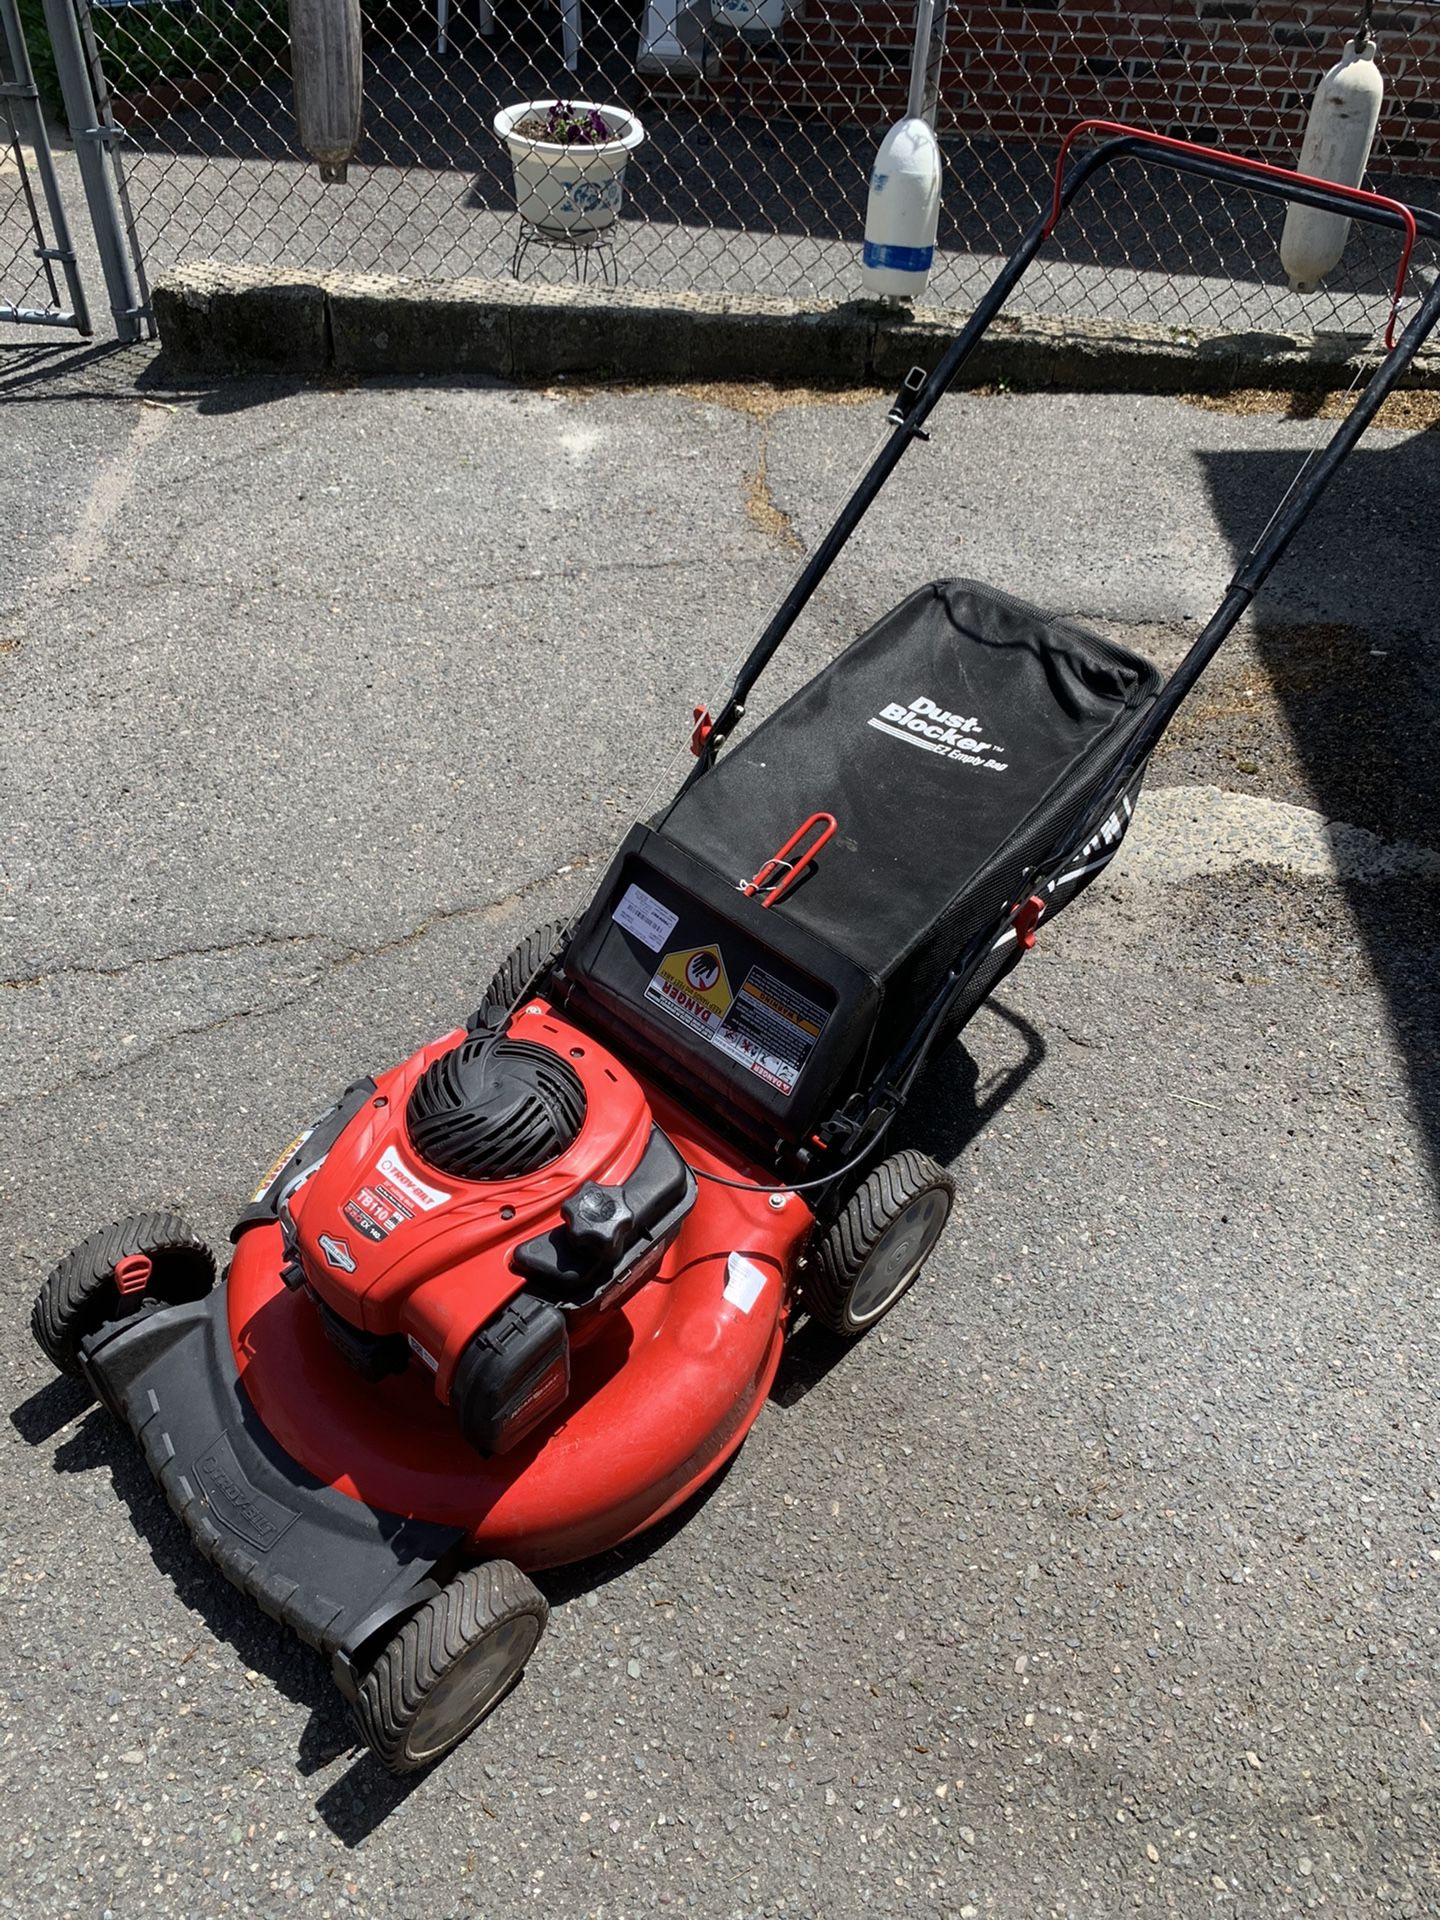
[113,1253,153,1297]
[741,812,839,907]
[690,706,713,757]
[1012,894,1046,952]
[1047,119,1418,350]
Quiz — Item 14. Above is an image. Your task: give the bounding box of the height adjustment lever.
[887,365,932,438]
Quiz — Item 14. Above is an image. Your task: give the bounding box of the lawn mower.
[29,126,1440,1773]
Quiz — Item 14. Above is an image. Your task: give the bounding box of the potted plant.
[493,99,645,237]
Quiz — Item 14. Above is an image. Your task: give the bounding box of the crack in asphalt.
[73,547,776,608]
[0,849,603,1109]
[1,930,323,993]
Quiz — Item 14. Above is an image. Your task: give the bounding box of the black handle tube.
[691,134,1440,776]
[694,142,1117,766]
[874,267,1440,1109]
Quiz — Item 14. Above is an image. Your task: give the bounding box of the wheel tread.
[468,923,567,1031]
[31,1211,215,1375]
[804,1149,954,1336]
[353,1560,547,1773]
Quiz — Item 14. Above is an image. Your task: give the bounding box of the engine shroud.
[228,1004,814,1566]
[406,1036,586,1182]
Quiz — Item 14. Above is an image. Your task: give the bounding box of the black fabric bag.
[561,580,1161,1148]
[659,579,1162,1060]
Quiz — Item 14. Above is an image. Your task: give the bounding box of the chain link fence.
[19,0,1440,335]
[2,0,85,325]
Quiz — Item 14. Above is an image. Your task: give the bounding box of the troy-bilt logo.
[868,695,1008,771]
[318,1233,357,1273]
[376,1143,450,1211]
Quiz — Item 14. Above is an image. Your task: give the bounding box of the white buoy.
[1280,31,1384,293]
[861,0,942,300]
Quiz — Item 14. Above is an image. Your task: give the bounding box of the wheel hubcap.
[406,1615,539,1762]
[848,1188,950,1326]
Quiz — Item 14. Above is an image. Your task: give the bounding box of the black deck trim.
[80,1291,464,1685]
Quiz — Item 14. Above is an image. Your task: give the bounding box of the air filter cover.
[406,1037,585,1181]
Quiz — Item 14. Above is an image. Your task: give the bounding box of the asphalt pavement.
[2,343,1438,1917]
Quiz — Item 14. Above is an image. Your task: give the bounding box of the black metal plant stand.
[509,219,621,288]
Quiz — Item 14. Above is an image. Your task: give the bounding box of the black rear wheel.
[467,922,567,1031]
[353,1560,548,1773]
[31,1212,217,1376]
[803,1150,954,1336]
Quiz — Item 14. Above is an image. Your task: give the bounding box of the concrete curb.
[153,260,1440,392]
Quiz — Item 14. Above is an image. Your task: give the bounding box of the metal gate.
[0,0,151,340]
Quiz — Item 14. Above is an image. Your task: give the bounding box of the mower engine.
[258,1003,696,1456]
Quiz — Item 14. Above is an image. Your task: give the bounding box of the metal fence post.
[0,0,90,331]
[40,0,146,341]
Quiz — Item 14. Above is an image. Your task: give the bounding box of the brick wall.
[637,2,1440,174]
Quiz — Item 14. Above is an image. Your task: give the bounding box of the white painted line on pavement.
[1114,785,1440,886]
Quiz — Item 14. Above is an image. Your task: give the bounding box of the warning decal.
[644,944,734,1037]
[712,965,828,1095]
[645,942,828,1099]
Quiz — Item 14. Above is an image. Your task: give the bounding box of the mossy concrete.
[153,260,1440,393]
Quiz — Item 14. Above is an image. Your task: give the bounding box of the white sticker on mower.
[613,884,678,952]
[376,1143,450,1211]
[407,1334,440,1372]
[723,1253,769,1314]
[868,695,1008,771]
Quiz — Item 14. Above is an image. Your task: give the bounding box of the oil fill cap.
[561,1183,634,1258]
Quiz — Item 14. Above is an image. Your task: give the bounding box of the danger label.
[645,945,828,1099]
[645,944,734,1036]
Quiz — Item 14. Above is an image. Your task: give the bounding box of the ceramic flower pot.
[493,101,645,236]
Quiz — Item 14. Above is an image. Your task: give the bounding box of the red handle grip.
[1047,119,1417,350]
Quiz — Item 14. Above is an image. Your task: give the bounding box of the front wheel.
[467,922,567,1031]
[353,1560,548,1774]
[31,1212,216,1376]
[802,1150,954,1336]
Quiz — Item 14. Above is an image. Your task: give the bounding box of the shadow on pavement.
[0,336,310,411]
[8,1349,741,1840]
[903,998,1048,1171]
[8,1369,93,1442]
[770,998,1046,1410]
[17,1389,437,1834]
[1198,416,1440,1192]
[41,1395,360,1752]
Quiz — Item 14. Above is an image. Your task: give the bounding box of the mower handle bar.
[662,122,1440,1164]
[680,123,1440,773]
[1048,120,1427,349]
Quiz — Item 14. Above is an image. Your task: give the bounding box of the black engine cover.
[406,1036,585,1182]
